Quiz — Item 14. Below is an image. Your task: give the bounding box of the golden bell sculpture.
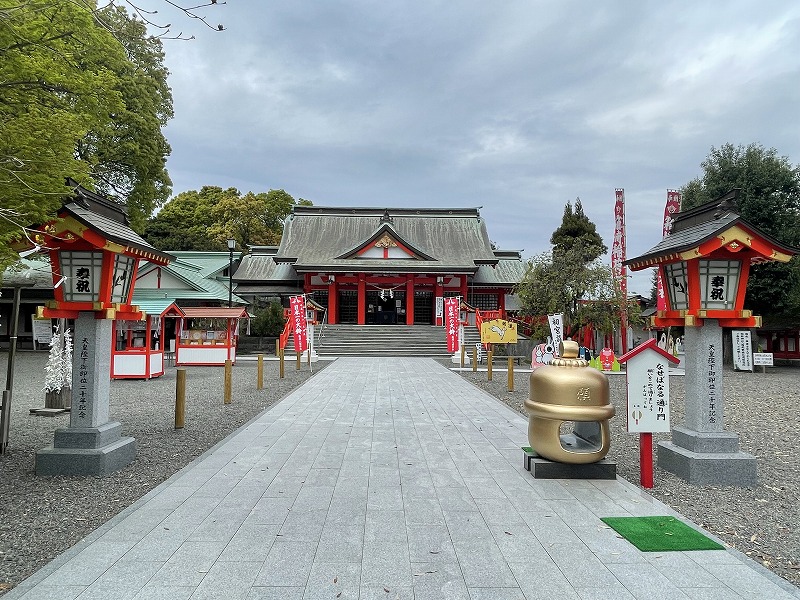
[525,340,615,464]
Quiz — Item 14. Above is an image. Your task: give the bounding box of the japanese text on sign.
[444,297,460,353]
[289,295,308,353]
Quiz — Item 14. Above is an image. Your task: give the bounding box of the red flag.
[444,297,460,353]
[612,189,626,297]
[656,190,682,311]
[289,295,308,353]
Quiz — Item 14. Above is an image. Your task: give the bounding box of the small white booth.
[176,306,249,366]
[111,300,183,379]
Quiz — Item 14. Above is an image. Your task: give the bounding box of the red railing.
[279,309,292,350]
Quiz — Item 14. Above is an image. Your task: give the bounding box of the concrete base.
[523,449,616,479]
[657,440,757,487]
[35,421,136,476]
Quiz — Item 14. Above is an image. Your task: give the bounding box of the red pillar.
[406,274,414,325]
[357,274,366,325]
[327,277,337,325]
[460,276,468,302]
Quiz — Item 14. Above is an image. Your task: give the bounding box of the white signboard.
[625,351,671,433]
[753,352,774,366]
[435,296,444,320]
[547,313,564,357]
[732,330,752,371]
[31,317,53,346]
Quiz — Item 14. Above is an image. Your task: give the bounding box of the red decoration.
[289,295,308,353]
[444,297,460,353]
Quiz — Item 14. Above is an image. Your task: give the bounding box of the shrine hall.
[232,206,526,326]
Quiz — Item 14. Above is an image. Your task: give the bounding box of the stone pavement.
[7,357,799,600]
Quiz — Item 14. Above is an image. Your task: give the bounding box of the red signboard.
[289,295,308,353]
[656,190,682,311]
[444,297,460,353]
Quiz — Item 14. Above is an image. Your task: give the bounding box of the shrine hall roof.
[625,191,797,270]
[273,206,498,273]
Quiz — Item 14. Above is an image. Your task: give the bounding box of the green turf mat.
[600,516,725,552]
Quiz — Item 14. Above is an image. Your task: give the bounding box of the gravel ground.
[448,360,800,589]
[0,351,328,595]
[0,352,798,594]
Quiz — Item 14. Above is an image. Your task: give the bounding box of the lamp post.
[22,180,173,475]
[625,189,796,486]
[227,238,236,308]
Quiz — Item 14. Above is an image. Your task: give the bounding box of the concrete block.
[530,458,617,480]
[35,436,136,476]
[657,441,757,486]
[670,426,741,453]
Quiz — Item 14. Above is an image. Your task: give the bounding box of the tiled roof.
[274,206,498,273]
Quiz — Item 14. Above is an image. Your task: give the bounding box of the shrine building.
[233,206,525,326]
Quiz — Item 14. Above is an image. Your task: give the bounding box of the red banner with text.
[656,190,682,311]
[289,295,308,353]
[612,189,627,297]
[444,297,460,353]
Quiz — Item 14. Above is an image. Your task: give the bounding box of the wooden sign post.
[618,339,680,488]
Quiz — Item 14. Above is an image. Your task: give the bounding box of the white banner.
[732,330,752,371]
[547,313,564,356]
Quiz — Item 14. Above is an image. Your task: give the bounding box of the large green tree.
[516,199,635,341]
[144,187,313,251]
[78,4,174,231]
[0,1,125,268]
[0,2,174,271]
[682,143,800,322]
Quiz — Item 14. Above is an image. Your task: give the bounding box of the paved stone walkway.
[7,358,799,599]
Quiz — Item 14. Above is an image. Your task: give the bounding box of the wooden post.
[472,346,478,372]
[175,368,186,429]
[257,354,264,390]
[507,356,514,392]
[460,345,465,369]
[487,350,493,381]
[296,350,301,370]
[224,359,232,404]
[279,347,285,379]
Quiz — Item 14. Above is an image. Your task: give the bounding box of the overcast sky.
[139,1,800,296]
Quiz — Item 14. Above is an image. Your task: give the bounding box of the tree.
[0,1,127,269]
[208,189,312,249]
[251,302,286,338]
[516,199,637,342]
[550,198,607,263]
[682,143,800,322]
[143,186,234,250]
[144,186,313,251]
[0,1,223,274]
[78,4,174,231]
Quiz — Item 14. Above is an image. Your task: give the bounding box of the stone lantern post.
[625,189,796,486]
[20,180,172,476]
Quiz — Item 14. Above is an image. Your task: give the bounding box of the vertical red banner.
[612,189,627,296]
[289,295,308,353]
[656,190,682,311]
[444,297,460,353]
[613,189,627,352]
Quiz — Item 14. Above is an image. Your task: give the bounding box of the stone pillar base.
[35,421,136,476]
[658,426,757,486]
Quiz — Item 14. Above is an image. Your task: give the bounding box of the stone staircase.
[287,324,483,357]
